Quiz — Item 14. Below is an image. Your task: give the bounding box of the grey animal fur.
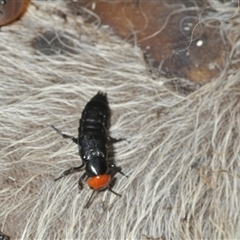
[0,1,240,239]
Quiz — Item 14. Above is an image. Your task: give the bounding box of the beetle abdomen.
[80,92,109,135]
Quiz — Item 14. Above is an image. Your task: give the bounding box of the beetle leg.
[78,172,87,190]
[54,164,84,181]
[107,187,122,197]
[52,125,78,144]
[107,136,126,144]
[109,163,128,177]
[84,191,99,209]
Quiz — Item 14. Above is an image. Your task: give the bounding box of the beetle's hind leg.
[54,164,84,181]
[108,187,122,197]
[52,125,78,144]
[107,136,126,144]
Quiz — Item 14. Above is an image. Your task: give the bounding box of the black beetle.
[52,92,126,207]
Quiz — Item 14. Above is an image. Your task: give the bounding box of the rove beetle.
[52,92,127,207]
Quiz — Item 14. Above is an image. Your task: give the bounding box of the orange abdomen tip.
[0,0,30,26]
[87,174,111,191]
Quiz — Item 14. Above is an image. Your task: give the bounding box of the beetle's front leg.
[109,163,128,177]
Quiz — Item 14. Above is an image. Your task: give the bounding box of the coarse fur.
[0,0,240,239]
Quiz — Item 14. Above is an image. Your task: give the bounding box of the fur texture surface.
[0,1,240,239]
